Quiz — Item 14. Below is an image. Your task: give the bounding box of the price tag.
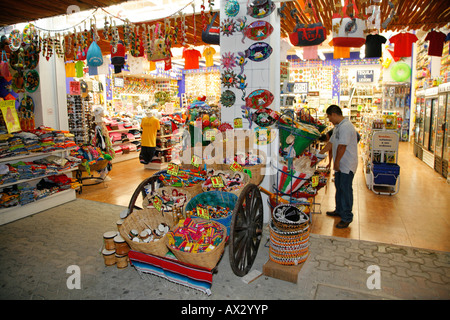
[311,175,319,187]
[204,130,216,141]
[211,175,224,188]
[69,81,81,95]
[153,195,163,212]
[167,163,179,176]
[191,155,201,168]
[0,100,21,133]
[196,206,210,219]
[230,161,242,172]
[233,118,243,128]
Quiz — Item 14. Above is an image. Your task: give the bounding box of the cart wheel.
[122,175,164,218]
[229,183,263,277]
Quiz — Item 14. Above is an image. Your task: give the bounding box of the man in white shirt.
[319,105,358,228]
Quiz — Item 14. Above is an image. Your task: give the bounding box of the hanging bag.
[202,12,220,45]
[289,1,326,47]
[0,51,12,81]
[332,0,367,48]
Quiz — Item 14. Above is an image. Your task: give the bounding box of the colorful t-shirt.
[65,62,76,77]
[365,34,387,58]
[425,30,447,57]
[389,32,418,57]
[203,46,216,67]
[183,48,201,70]
[329,40,350,59]
[75,60,84,78]
[141,116,160,147]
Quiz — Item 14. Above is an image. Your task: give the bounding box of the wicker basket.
[185,191,237,235]
[119,208,177,256]
[165,219,227,270]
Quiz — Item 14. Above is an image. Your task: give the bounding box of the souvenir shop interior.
[0,0,449,288]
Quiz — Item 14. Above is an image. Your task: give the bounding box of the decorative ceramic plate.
[245,89,274,109]
[247,0,276,19]
[9,29,21,51]
[245,21,273,41]
[245,42,273,62]
[25,70,39,93]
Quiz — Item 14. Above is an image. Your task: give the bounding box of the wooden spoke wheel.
[229,183,264,277]
[124,175,164,218]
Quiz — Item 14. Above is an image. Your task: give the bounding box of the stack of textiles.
[18,183,35,206]
[0,185,19,208]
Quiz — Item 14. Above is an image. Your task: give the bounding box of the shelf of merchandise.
[0,148,77,225]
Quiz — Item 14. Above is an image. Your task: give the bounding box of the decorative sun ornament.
[221,18,236,37]
[221,70,238,88]
[221,52,236,70]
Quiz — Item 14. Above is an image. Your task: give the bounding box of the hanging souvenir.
[25,70,39,93]
[254,126,274,145]
[12,72,25,93]
[241,105,253,128]
[20,95,35,112]
[221,70,238,88]
[202,11,220,45]
[201,1,207,31]
[218,122,233,132]
[22,24,37,45]
[236,74,247,100]
[245,89,274,109]
[252,108,278,127]
[236,52,248,75]
[220,90,236,107]
[9,29,21,51]
[0,51,12,82]
[225,0,240,17]
[221,18,236,37]
[221,52,236,70]
[242,42,272,62]
[247,0,275,19]
[244,21,274,42]
[236,17,248,43]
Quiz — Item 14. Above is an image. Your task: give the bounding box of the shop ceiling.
[1,0,450,54]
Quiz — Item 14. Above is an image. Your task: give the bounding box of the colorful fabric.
[389,32,418,57]
[203,46,216,67]
[425,30,447,57]
[129,251,213,295]
[182,48,201,70]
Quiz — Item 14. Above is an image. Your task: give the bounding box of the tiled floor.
[78,141,450,252]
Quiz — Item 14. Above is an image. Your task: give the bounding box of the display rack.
[0,148,77,225]
[364,130,400,195]
[67,95,94,145]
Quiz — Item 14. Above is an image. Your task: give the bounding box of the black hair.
[326,105,342,116]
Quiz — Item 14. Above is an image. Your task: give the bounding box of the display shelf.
[0,148,78,225]
[0,188,76,225]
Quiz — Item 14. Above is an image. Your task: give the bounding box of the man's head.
[326,105,344,125]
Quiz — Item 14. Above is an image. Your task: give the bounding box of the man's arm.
[334,144,346,171]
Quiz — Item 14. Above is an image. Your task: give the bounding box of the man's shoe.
[326,210,340,217]
[336,220,351,229]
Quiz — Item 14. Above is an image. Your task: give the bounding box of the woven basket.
[185,191,237,234]
[119,208,177,256]
[165,219,227,270]
[201,169,249,196]
[142,186,192,214]
[269,220,310,266]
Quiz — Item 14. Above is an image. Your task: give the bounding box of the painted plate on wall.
[245,89,274,109]
[245,21,273,41]
[244,42,273,62]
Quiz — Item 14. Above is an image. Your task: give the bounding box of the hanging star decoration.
[221,52,236,70]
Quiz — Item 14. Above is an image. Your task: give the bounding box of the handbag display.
[289,1,326,47]
[202,12,220,45]
[332,0,367,48]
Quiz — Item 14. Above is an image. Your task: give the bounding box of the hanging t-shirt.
[303,46,318,60]
[182,48,201,70]
[203,46,216,67]
[141,116,161,147]
[65,62,76,77]
[329,40,350,59]
[365,34,387,58]
[425,30,447,57]
[389,32,418,57]
[280,38,293,61]
[74,60,84,77]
